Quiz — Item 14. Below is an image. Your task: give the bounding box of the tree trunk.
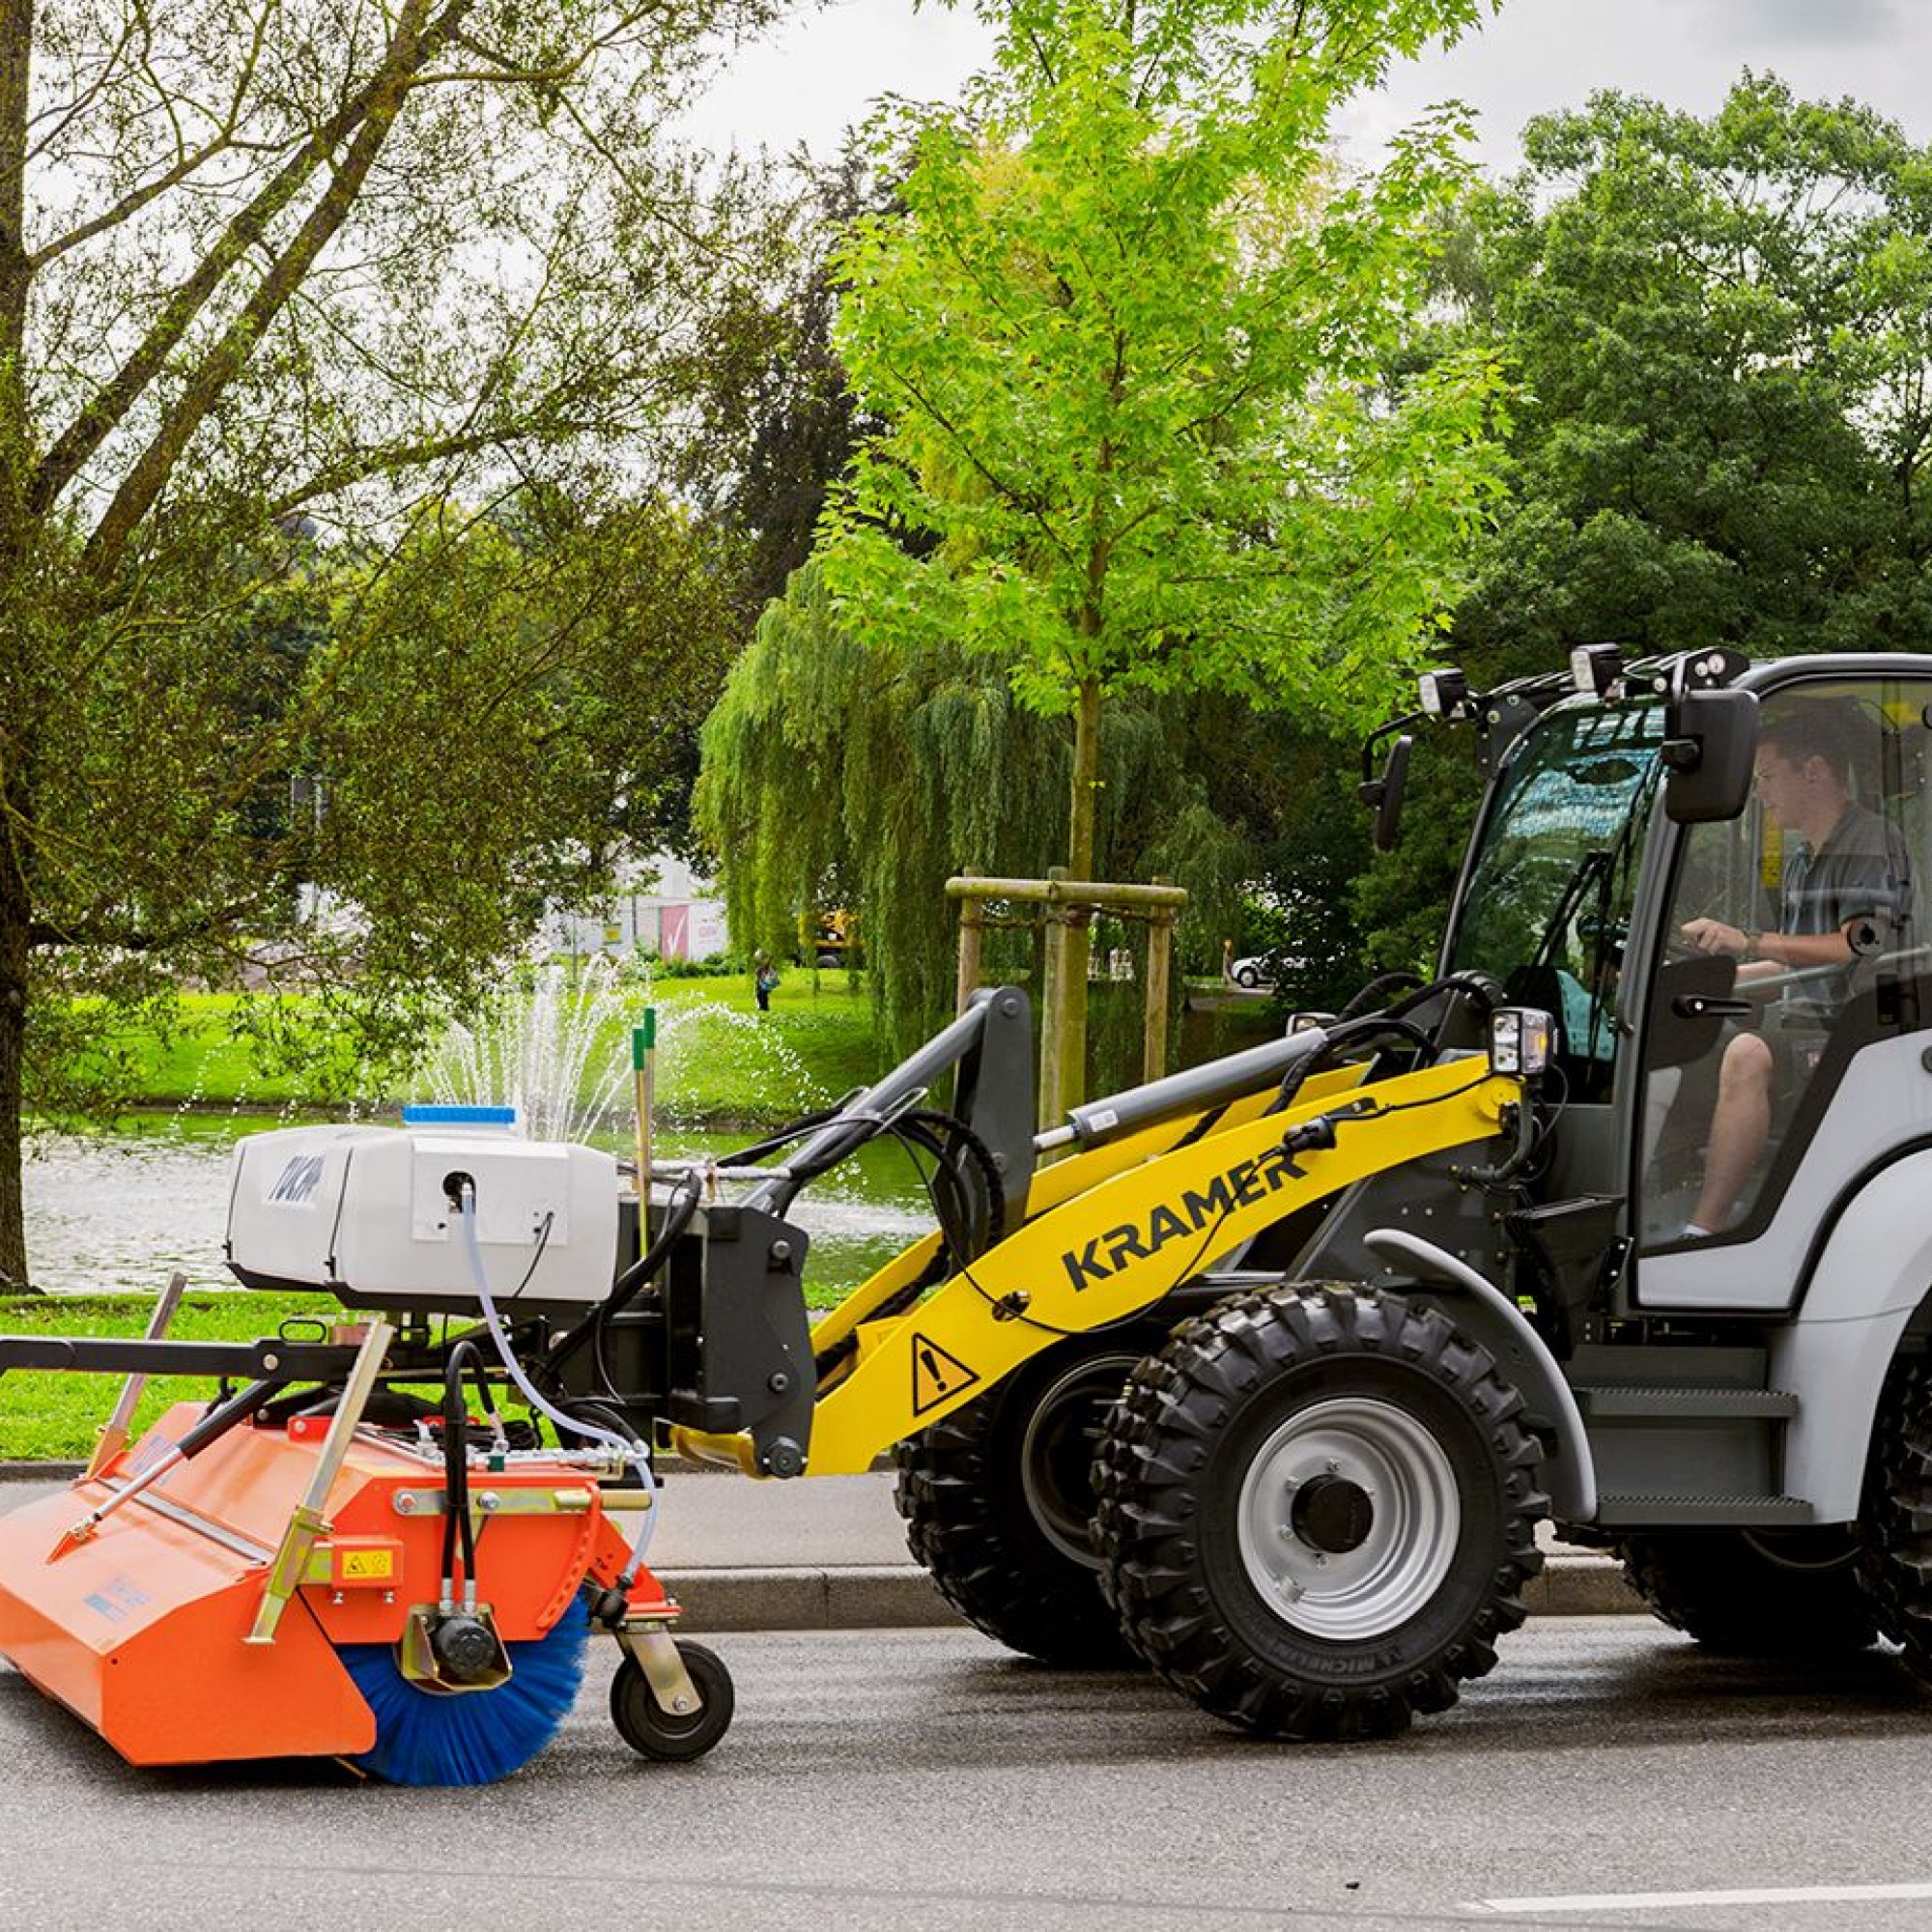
[0,0,34,1290]
[0,843,27,1291]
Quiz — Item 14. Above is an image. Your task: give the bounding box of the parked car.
[1229,953,1272,990]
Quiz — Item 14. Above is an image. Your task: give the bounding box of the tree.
[682,145,892,620]
[1447,75,1932,675]
[815,0,1509,1108]
[1357,74,1932,970]
[0,0,781,1285]
[696,558,1249,1062]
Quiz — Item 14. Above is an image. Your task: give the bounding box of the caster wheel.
[610,1639,734,1762]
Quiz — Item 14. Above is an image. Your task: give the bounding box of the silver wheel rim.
[1236,1396,1461,1640]
[1019,1352,1142,1568]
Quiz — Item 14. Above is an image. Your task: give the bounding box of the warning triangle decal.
[911,1334,981,1416]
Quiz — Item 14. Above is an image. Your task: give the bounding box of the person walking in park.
[753,952,779,1013]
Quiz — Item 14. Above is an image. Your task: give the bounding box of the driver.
[1676,703,1906,1238]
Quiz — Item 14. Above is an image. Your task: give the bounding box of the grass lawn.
[71,972,887,1127]
[0,1289,343,1463]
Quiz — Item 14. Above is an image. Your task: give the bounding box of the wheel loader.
[5,642,1932,1777]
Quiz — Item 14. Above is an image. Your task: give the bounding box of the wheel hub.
[1290,1471,1375,1554]
[1236,1396,1462,1641]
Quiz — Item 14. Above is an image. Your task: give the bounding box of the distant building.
[547,855,730,962]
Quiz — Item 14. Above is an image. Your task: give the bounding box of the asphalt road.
[6,1618,1932,1931]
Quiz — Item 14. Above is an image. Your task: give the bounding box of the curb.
[659,1552,1643,1633]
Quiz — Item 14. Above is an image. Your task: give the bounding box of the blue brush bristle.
[337,1594,590,1786]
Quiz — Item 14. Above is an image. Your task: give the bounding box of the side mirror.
[1360,733,1413,853]
[1663,688,1758,824]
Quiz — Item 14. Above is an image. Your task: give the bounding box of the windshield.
[1448,700,1665,1098]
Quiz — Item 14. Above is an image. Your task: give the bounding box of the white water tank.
[225,1110,621,1310]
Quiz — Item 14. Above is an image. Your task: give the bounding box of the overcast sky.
[684,0,1932,170]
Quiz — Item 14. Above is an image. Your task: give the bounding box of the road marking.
[1476,1882,1932,1914]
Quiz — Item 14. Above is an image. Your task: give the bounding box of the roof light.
[1571,643,1623,698]
[1418,668,1470,718]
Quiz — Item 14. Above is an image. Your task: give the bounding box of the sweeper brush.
[0,1370,717,1784]
[0,1105,745,1785]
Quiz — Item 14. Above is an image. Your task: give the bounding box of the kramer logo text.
[1060,1144,1302,1292]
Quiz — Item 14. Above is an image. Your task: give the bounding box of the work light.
[1489,1007,1553,1078]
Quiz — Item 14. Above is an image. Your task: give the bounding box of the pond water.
[20,1114,936,1302]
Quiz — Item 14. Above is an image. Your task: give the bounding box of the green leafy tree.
[1450,74,1932,670]
[1359,74,1932,969]
[0,0,778,1286]
[696,559,1249,1064]
[816,0,1509,1107]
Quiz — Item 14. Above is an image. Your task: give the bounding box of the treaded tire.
[894,1327,1167,1664]
[1861,1350,1932,1683]
[1619,1528,1875,1656]
[1093,1282,1547,1742]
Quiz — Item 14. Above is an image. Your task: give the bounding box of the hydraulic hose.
[454,1188,661,1577]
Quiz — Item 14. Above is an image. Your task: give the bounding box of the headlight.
[1570,643,1623,697]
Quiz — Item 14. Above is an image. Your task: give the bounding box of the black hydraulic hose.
[1335,970,1427,1024]
[719,1101,848,1169]
[440,1339,489,1593]
[895,1108,1008,1258]
[178,1378,287,1457]
[1275,1013,1437,1114]
[544,1171,704,1381]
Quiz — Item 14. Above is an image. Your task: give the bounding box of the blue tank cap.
[401,1103,518,1126]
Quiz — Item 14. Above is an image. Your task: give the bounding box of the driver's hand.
[1680,917,1746,957]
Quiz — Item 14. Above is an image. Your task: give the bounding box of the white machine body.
[226,1122,621,1309]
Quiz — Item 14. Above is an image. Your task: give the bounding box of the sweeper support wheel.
[611,1636,735,1761]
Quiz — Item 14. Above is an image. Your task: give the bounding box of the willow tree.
[0,0,781,1287]
[696,559,1248,1060]
[816,0,1510,1108]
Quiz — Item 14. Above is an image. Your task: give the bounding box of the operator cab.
[1425,651,1932,1322]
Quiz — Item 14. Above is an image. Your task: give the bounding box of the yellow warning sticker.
[911,1334,980,1416]
[338,1548,395,1582]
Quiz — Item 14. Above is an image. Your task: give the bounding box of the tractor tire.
[1093,1282,1547,1742]
[1860,1351,1932,1685]
[894,1325,1168,1665]
[1618,1527,1875,1656]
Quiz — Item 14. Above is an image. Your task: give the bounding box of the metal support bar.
[84,1271,187,1480]
[52,1375,287,1558]
[0,1335,359,1380]
[246,1321,395,1645]
[742,996,997,1217]
[618,1622,703,1719]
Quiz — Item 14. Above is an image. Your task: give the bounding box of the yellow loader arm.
[681,1056,1520,1476]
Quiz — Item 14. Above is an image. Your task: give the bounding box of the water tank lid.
[401,1103,518,1126]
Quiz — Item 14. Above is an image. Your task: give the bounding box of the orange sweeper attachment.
[0,1101,762,1784]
